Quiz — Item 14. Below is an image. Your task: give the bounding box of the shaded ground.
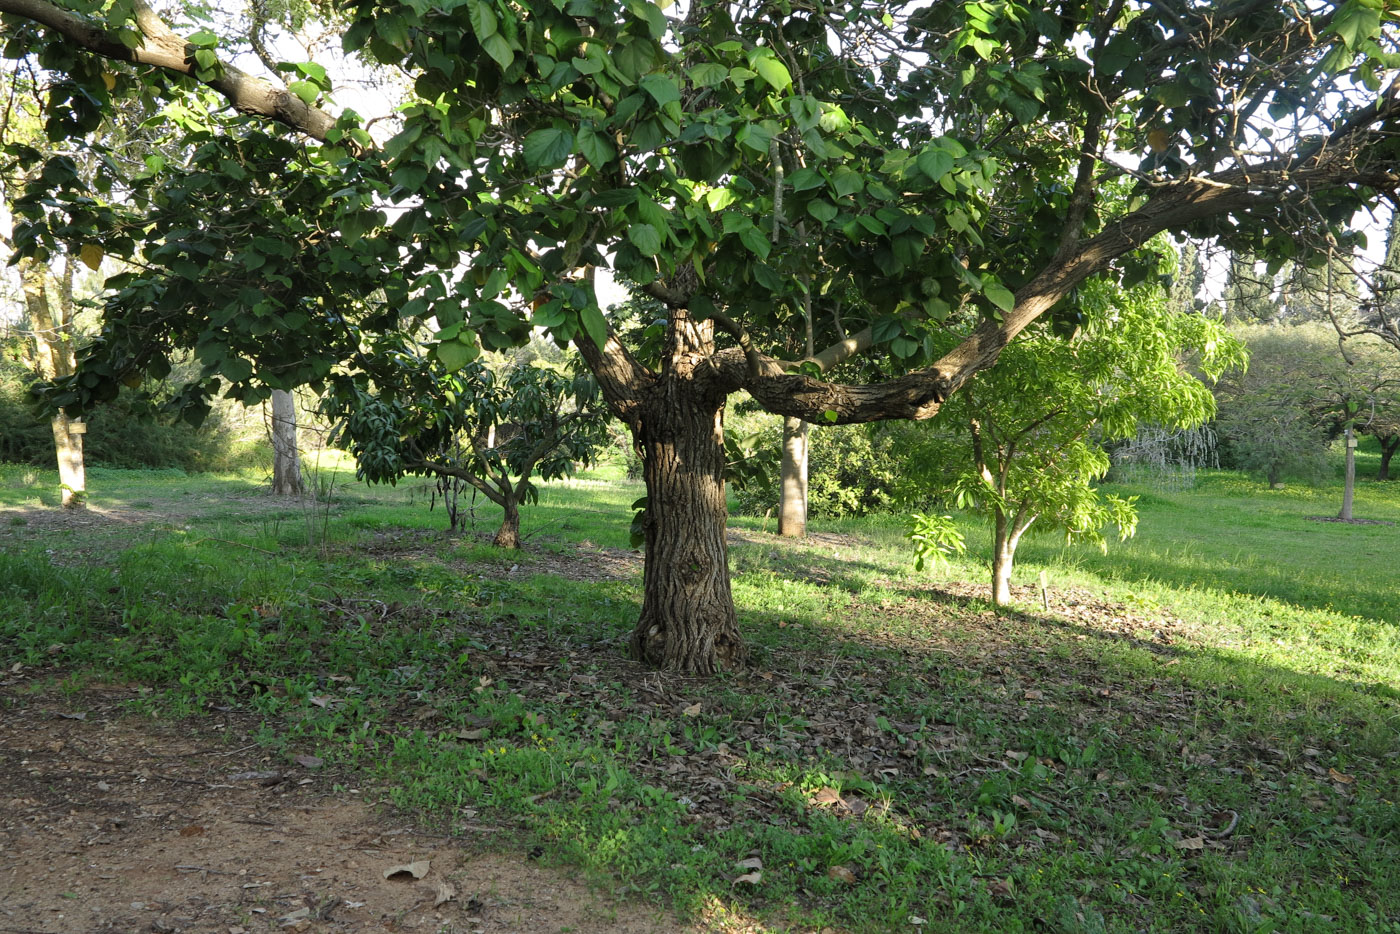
[5,484,1398,931]
[0,681,684,934]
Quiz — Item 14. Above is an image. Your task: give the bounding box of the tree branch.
[0,0,337,139]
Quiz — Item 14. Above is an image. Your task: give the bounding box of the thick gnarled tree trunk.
[579,308,746,673]
[630,358,745,672]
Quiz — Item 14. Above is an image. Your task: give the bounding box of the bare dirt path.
[0,680,684,934]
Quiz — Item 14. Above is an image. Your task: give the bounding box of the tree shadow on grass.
[414,568,1400,932]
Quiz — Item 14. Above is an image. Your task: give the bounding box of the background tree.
[903,267,1243,605]
[267,387,304,494]
[8,0,1400,671]
[1,62,89,505]
[1219,253,1279,324]
[1214,323,1400,488]
[332,346,611,549]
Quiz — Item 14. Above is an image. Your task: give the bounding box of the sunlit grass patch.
[3,463,1400,932]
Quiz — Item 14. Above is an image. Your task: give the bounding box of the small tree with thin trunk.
[331,346,611,548]
[906,271,1242,605]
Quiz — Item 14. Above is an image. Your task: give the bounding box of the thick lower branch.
[0,0,336,139]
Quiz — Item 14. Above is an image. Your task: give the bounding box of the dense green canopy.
[5,0,1400,669]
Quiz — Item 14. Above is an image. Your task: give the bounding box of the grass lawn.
[2,456,1398,932]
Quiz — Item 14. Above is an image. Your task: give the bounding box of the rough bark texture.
[609,313,746,673]
[492,499,521,549]
[777,417,809,537]
[631,386,744,672]
[269,389,305,496]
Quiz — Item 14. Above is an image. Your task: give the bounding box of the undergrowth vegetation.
[2,460,1398,933]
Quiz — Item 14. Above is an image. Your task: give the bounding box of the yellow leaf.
[101,72,116,91]
[79,244,104,271]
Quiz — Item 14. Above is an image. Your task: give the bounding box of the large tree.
[6,0,1400,671]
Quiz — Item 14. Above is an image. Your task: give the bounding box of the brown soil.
[0,682,685,934]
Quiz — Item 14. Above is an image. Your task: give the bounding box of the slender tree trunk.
[1378,436,1398,481]
[269,388,304,495]
[990,509,1014,606]
[1340,424,1356,520]
[492,498,521,549]
[777,416,809,537]
[990,508,1035,606]
[20,257,85,508]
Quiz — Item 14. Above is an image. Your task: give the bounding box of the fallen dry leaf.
[810,787,843,807]
[456,728,490,741]
[827,865,857,884]
[733,870,762,885]
[1175,835,1206,850]
[293,754,324,769]
[736,856,763,871]
[434,882,457,907]
[383,859,431,880]
[56,711,87,721]
[1328,768,1355,784]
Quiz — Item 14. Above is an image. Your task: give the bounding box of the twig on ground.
[1211,810,1240,839]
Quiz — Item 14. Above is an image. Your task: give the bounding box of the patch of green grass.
[2,463,1399,932]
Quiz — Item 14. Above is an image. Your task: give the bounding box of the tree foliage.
[903,270,1244,604]
[330,347,611,547]
[1215,322,1400,485]
[6,0,1400,669]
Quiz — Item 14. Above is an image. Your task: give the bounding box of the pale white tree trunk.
[50,411,86,508]
[270,389,305,495]
[777,416,809,537]
[1340,424,1356,520]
